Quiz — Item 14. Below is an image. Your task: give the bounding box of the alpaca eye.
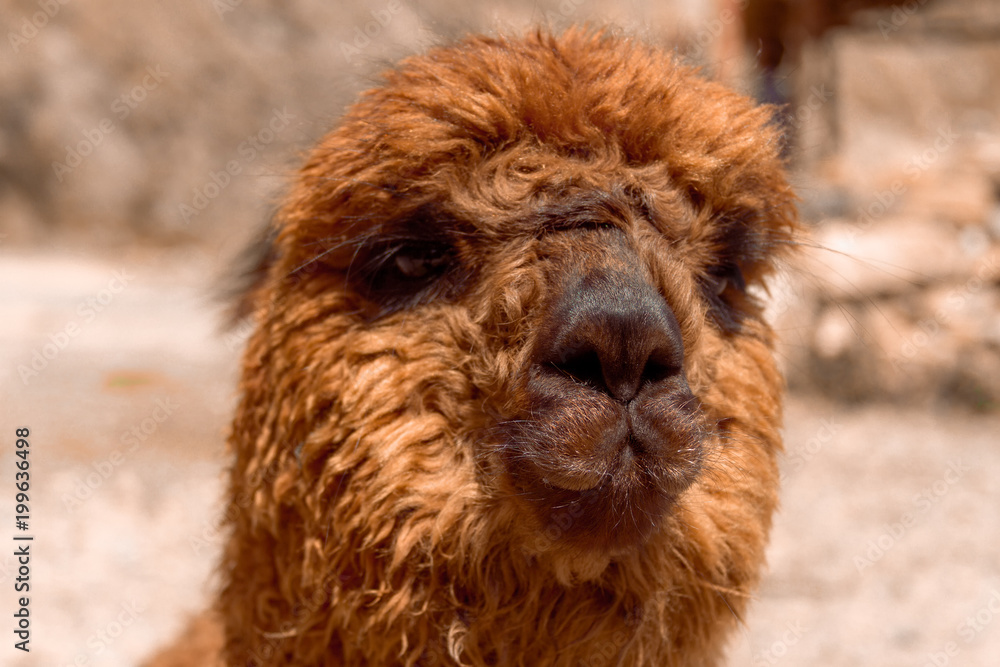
[710,263,746,296]
[392,245,448,279]
[702,263,749,333]
[355,239,456,313]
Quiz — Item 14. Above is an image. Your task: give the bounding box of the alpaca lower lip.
[538,433,649,492]
[514,432,705,552]
[521,424,643,493]
[541,472,603,492]
[532,476,676,552]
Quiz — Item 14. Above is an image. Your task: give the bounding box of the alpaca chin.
[546,548,614,586]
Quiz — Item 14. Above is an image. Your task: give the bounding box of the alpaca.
[151,26,798,667]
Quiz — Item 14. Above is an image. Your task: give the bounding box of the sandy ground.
[1,248,998,667]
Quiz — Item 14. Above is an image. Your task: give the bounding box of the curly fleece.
[158,27,799,667]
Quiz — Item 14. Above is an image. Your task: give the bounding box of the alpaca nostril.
[551,347,605,392]
[537,270,686,403]
[639,354,681,388]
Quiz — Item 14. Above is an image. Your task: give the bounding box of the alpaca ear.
[222,216,280,326]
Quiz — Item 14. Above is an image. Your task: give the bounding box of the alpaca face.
[266,170,786,556]
[338,184,714,554]
[223,28,798,665]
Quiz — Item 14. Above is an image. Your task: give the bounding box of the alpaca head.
[223,27,798,665]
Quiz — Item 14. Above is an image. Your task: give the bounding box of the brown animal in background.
[153,26,798,666]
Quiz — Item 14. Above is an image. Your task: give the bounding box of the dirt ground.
[2,248,998,666]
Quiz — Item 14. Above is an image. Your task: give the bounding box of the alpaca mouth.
[502,406,706,553]
[519,454,702,553]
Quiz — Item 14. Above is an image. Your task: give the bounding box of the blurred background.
[1,0,998,665]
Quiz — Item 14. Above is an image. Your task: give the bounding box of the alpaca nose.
[535,270,685,403]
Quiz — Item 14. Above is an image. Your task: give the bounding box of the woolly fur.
[160,27,800,667]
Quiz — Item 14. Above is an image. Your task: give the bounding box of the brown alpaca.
[152,27,798,667]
